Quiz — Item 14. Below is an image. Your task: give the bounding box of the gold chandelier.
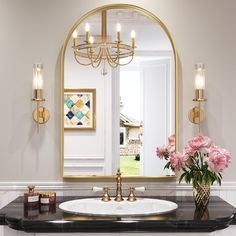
[72,10,136,74]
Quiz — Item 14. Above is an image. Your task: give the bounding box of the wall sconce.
[188,63,207,131]
[32,63,50,130]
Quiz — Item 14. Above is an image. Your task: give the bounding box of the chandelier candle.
[85,23,90,42]
[116,23,121,42]
[131,30,136,48]
[72,30,78,47]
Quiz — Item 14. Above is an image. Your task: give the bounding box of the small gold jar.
[39,192,56,205]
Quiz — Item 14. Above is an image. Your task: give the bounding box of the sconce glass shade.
[190,63,207,127]
[194,63,205,90]
[33,63,43,90]
[33,63,44,101]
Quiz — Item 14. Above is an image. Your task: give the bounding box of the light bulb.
[194,63,205,90]
[116,23,121,32]
[33,63,43,90]
[72,30,77,39]
[85,23,90,32]
[89,36,94,44]
[131,30,136,39]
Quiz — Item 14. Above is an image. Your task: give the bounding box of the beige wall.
[0,0,236,182]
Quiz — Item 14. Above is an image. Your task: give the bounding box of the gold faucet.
[114,168,124,202]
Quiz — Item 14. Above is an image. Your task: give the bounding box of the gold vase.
[194,208,209,220]
[193,183,210,210]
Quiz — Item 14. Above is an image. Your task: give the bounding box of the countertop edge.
[4,215,235,233]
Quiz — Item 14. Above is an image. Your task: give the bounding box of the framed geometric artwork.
[64,89,96,130]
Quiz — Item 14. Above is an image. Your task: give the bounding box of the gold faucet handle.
[92,186,111,202]
[127,186,146,202]
[101,187,111,202]
[127,187,136,202]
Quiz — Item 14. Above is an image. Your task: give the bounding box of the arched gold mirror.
[61,4,178,178]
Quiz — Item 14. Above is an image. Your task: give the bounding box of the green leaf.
[179,172,187,183]
[164,162,171,169]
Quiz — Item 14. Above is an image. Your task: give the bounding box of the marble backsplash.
[0,181,235,209]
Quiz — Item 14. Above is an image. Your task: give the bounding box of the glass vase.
[193,183,210,210]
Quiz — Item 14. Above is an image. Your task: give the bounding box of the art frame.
[64,89,96,130]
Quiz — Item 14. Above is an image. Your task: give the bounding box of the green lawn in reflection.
[120,156,140,176]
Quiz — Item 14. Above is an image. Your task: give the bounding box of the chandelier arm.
[90,56,103,68]
[74,47,93,59]
[93,48,104,64]
[86,47,95,61]
[106,60,118,68]
[107,50,134,67]
[89,48,104,68]
[74,52,93,66]
[105,48,120,67]
[110,43,133,61]
[105,48,119,68]
[106,45,134,65]
[112,45,122,63]
[117,53,135,66]
[110,44,134,64]
[113,44,121,63]
[86,46,104,66]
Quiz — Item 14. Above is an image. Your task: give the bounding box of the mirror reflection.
[62,6,177,177]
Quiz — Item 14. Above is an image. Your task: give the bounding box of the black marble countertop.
[0,196,235,233]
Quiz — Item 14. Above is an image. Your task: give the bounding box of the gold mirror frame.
[60,4,178,179]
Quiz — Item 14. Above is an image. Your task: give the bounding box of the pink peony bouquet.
[156,135,232,187]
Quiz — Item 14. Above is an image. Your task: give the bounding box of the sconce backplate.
[32,106,50,124]
[188,106,205,124]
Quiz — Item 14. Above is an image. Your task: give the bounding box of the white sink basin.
[59,198,178,216]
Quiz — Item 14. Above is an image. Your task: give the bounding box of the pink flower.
[207,146,229,172]
[184,145,195,156]
[170,152,187,171]
[167,144,175,154]
[167,134,175,154]
[168,134,175,146]
[221,148,232,167]
[156,147,167,159]
[157,134,232,185]
[186,135,213,155]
